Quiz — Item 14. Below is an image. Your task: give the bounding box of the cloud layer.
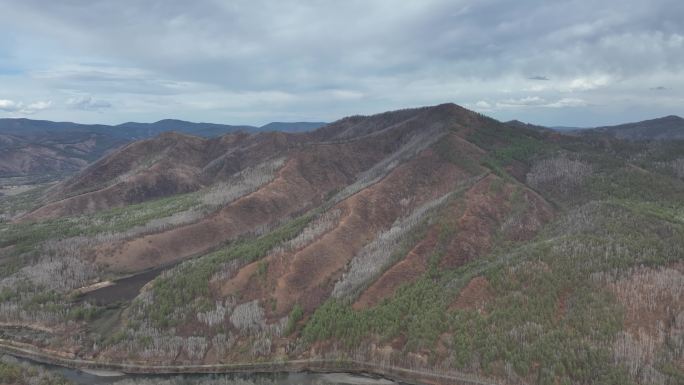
[0,99,52,114]
[0,0,682,126]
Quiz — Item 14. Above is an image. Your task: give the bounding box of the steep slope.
[0,104,682,385]
[78,106,461,272]
[20,131,305,220]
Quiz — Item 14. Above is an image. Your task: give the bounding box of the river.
[5,355,405,385]
[78,267,168,305]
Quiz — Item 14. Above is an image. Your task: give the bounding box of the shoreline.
[0,339,499,385]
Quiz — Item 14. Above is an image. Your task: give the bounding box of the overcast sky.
[0,0,682,127]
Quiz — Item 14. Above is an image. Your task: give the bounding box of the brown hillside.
[4,103,682,385]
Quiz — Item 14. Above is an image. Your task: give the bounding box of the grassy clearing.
[0,183,51,220]
[0,191,200,252]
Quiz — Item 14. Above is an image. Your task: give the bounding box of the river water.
[51,272,412,384]
[6,355,405,385]
[78,267,167,305]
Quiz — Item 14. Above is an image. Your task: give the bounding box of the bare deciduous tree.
[527,156,592,195]
[332,192,450,299]
[229,300,266,334]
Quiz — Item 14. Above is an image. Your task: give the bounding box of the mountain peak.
[152,119,192,125]
[658,115,684,122]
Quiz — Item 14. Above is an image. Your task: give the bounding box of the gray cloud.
[67,95,112,111]
[0,0,682,126]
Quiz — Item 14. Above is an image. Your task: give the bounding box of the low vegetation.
[0,106,682,385]
[0,158,285,277]
[0,356,72,385]
[131,212,315,328]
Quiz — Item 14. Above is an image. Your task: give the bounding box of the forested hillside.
[0,104,682,385]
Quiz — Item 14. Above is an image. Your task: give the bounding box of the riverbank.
[0,339,498,385]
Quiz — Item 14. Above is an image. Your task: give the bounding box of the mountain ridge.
[0,118,328,179]
[546,114,684,140]
[0,103,682,385]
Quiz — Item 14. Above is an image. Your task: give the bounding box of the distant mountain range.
[0,118,327,139]
[1,113,682,179]
[550,115,684,140]
[0,118,326,178]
